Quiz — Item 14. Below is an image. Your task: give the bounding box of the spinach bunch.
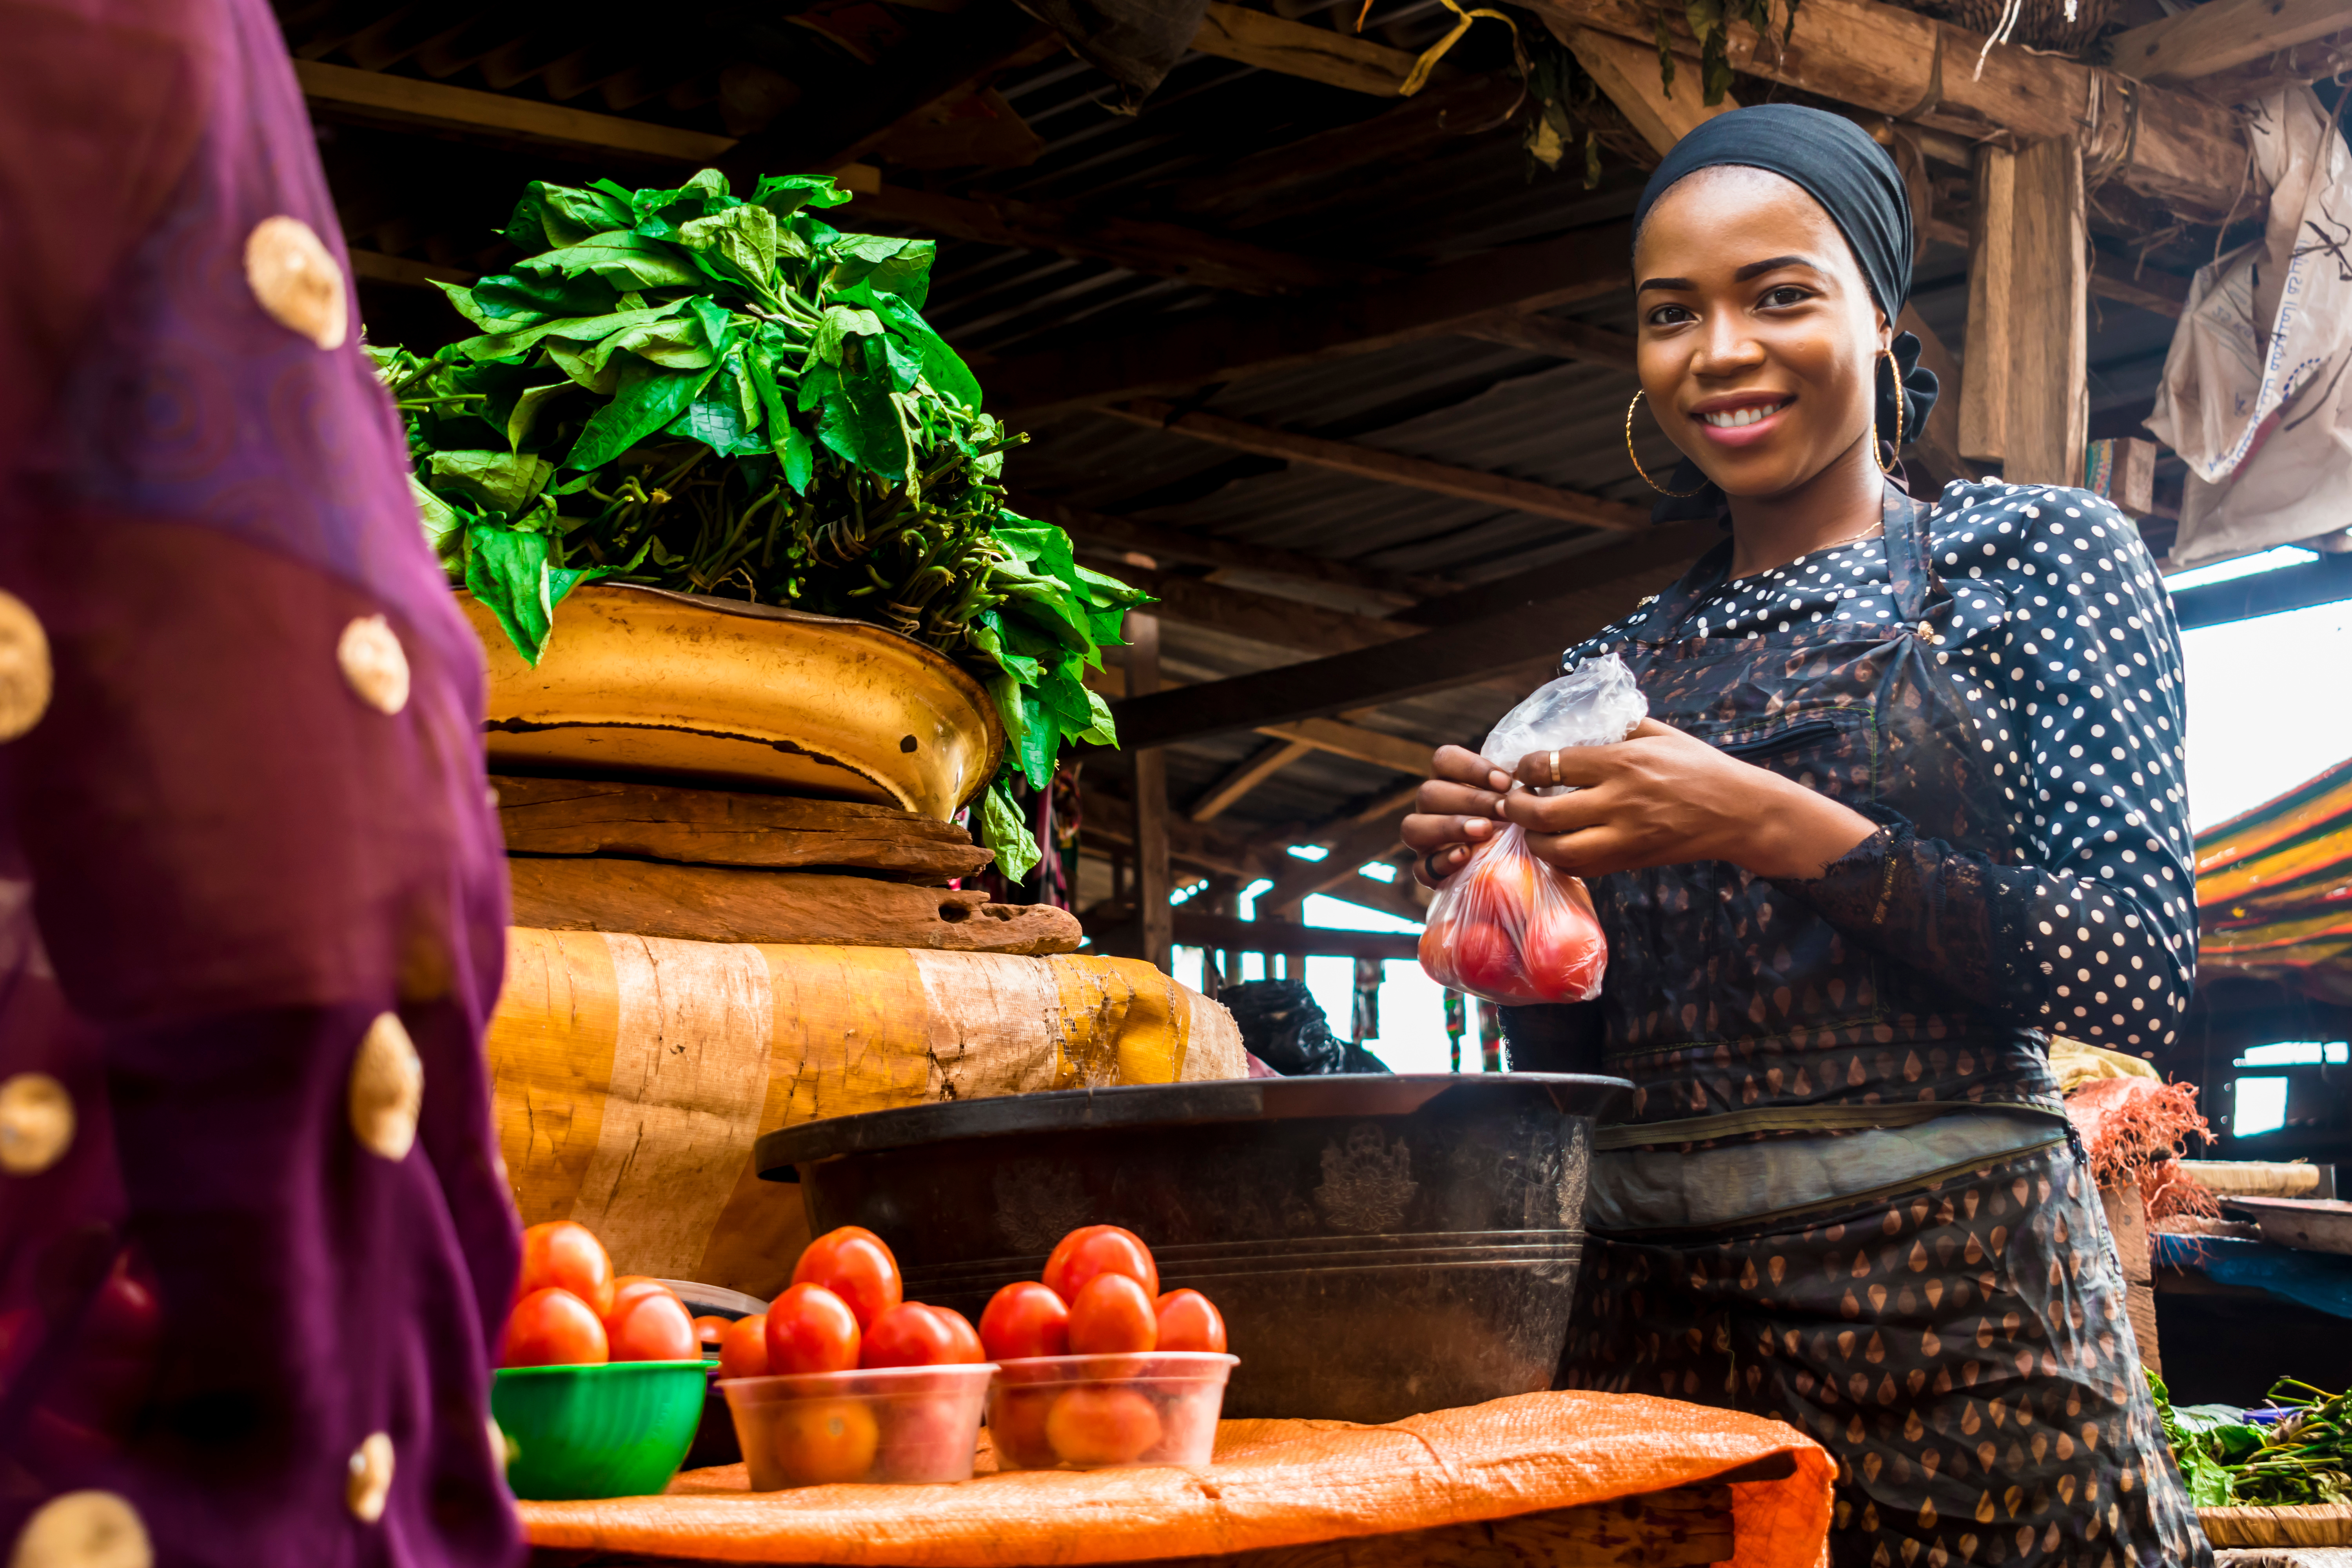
[2150,1370,2352,1506]
[372,169,1149,878]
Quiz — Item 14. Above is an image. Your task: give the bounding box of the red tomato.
[988,1387,1060,1468]
[1043,1226,1159,1305]
[719,1314,772,1379]
[517,1222,615,1319]
[765,1284,861,1375]
[605,1276,679,1330]
[1522,880,1606,1002]
[979,1281,1070,1361]
[1046,1386,1163,1466]
[1417,918,1459,987]
[860,1303,972,1369]
[502,1287,610,1368]
[935,1306,986,1365]
[772,1399,879,1485]
[1449,920,1530,1001]
[790,1227,902,1330]
[1066,1274,1158,1356]
[692,1314,731,1352]
[1153,1289,1227,1354]
[608,1291,698,1362]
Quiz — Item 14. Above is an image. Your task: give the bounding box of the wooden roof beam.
[1110,564,1418,655]
[1114,521,1720,748]
[295,59,736,161]
[1454,308,1638,370]
[985,220,1636,418]
[2108,0,2352,83]
[1023,495,1455,603]
[1518,0,2258,218]
[1186,1,1425,95]
[1101,399,1652,532]
[846,182,1383,296]
[1190,739,1316,821]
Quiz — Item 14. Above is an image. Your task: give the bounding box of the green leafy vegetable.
[2150,1370,2352,1507]
[374,168,1150,877]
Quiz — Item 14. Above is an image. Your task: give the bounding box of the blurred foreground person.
[0,1,521,1563]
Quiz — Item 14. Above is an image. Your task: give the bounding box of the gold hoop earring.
[1875,347,1903,475]
[1625,390,1706,497]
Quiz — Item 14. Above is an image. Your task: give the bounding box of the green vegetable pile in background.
[2150,1371,2352,1506]
[372,168,1150,880]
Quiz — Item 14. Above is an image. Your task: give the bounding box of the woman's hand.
[1401,745,1513,888]
[1499,718,1877,880]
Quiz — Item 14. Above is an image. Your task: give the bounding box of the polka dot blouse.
[1565,480,2196,1056]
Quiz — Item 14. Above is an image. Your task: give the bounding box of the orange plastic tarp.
[519,1392,1833,1566]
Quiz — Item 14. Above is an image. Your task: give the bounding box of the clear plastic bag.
[1417,655,1647,1007]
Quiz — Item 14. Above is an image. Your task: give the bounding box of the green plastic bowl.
[492,1360,712,1500]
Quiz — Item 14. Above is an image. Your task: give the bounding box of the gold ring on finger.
[1548,750,1562,787]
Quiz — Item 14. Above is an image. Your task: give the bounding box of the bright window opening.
[2234,1076,2291,1137]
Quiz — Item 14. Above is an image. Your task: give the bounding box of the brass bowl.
[463,585,1002,819]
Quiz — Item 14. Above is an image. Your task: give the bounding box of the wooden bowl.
[462,585,1001,820]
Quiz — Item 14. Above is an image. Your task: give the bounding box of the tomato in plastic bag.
[1417,824,1607,1006]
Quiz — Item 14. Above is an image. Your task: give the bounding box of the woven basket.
[2198,1503,2352,1547]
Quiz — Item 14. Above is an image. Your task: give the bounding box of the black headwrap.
[1628,104,1940,523]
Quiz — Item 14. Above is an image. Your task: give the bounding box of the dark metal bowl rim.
[755,1073,1630,1181]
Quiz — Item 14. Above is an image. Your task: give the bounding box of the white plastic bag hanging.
[1417,656,1647,1006]
[2146,87,2352,566]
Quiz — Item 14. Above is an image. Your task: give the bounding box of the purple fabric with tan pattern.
[0,0,520,1563]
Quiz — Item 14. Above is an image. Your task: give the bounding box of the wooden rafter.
[1191,739,1316,821]
[850,183,1384,296]
[1519,0,2258,218]
[1257,802,1417,913]
[296,59,735,160]
[1187,1,1426,95]
[1162,73,1526,223]
[1102,400,1652,532]
[1454,309,1638,370]
[1562,24,1733,154]
[1110,565,1417,655]
[1114,521,1719,748]
[2108,0,2352,83]
[1022,496,1452,604]
[1254,718,1434,775]
[986,221,1635,418]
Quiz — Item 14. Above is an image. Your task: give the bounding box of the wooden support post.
[1960,140,2088,487]
[1127,613,1173,974]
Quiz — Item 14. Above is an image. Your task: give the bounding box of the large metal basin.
[756,1074,1626,1423]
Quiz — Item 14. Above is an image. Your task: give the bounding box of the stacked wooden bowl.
[469,586,1243,1297]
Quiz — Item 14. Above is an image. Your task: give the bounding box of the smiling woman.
[1401,105,2209,1568]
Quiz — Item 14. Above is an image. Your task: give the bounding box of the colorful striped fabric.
[2195,757,2352,1001]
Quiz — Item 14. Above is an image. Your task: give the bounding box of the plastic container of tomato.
[986,1352,1237,1471]
[720,1363,997,1490]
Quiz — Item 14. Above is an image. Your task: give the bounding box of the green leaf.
[451,300,691,365]
[627,169,737,238]
[678,204,780,292]
[752,174,856,221]
[506,383,575,452]
[566,357,722,470]
[515,230,703,292]
[471,270,622,323]
[1073,685,1118,747]
[506,181,634,253]
[977,780,1040,882]
[465,524,557,662]
[428,449,554,516]
[409,473,467,565]
[811,304,884,365]
[856,285,980,408]
[782,422,816,493]
[797,343,909,479]
[828,235,936,309]
[663,385,771,458]
[432,278,524,333]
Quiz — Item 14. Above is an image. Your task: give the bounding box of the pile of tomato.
[499,1221,711,1368]
[978,1225,1229,1471]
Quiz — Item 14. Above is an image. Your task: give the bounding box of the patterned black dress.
[1504,479,2211,1566]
